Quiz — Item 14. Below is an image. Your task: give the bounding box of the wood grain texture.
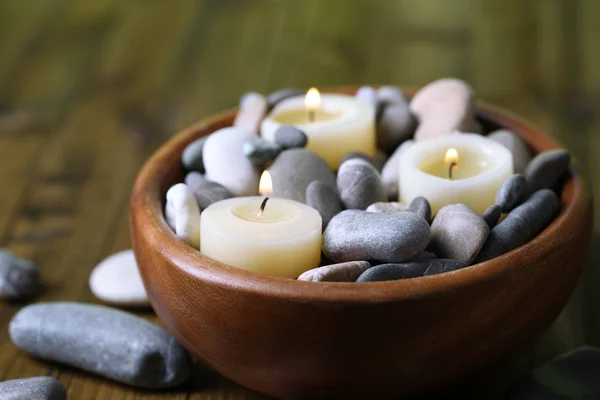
[0,1,598,399]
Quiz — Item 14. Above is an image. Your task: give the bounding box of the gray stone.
[495,174,528,212]
[181,137,207,173]
[407,196,432,223]
[267,88,304,109]
[269,149,336,203]
[356,262,428,282]
[0,250,42,300]
[203,127,261,196]
[472,118,485,134]
[381,140,414,200]
[340,152,380,171]
[411,251,438,262]
[377,102,416,152]
[476,189,560,262]
[423,259,469,276]
[185,172,232,209]
[305,181,343,229]
[243,138,281,165]
[430,204,490,264]
[377,85,408,105]
[482,204,502,229]
[9,302,192,389]
[355,86,377,109]
[323,210,430,263]
[488,129,532,173]
[233,92,267,134]
[337,159,387,210]
[0,377,66,400]
[366,201,408,213]
[524,149,571,195]
[297,261,372,282]
[273,125,308,149]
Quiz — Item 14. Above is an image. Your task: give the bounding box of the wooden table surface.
[0,1,598,398]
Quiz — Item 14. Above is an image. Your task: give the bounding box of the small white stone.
[165,183,201,249]
[89,250,149,307]
[234,93,267,135]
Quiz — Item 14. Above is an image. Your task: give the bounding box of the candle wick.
[308,109,315,123]
[449,162,457,180]
[256,197,269,218]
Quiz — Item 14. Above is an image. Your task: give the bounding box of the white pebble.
[234,93,267,135]
[165,183,200,249]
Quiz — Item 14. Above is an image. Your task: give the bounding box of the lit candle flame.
[445,148,459,179]
[305,87,321,110]
[259,170,273,196]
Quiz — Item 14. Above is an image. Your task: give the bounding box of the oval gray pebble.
[340,152,380,171]
[482,204,502,229]
[181,137,207,173]
[381,140,414,200]
[356,262,428,282]
[337,159,387,210]
[323,210,430,263]
[377,102,416,152]
[269,149,336,203]
[407,196,432,223]
[273,125,308,149]
[488,129,532,173]
[524,149,571,195]
[267,88,304,109]
[430,204,490,264]
[243,138,282,165]
[185,172,232,209]
[495,174,528,212]
[306,181,343,229]
[366,201,408,213]
[298,261,372,282]
[9,302,192,389]
[411,251,438,262]
[355,86,377,109]
[476,189,560,262]
[0,377,66,400]
[423,259,469,276]
[377,85,408,106]
[0,250,42,300]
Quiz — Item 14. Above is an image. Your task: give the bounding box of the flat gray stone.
[306,181,343,229]
[482,204,502,229]
[488,130,532,173]
[377,85,408,106]
[266,88,303,109]
[269,149,336,203]
[355,86,377,109]
[243,138,281,165]
[337,159,387,210]
[181,136,207,173]
[297,261,371,282]
[366,201,408,213]
[524,149,571,195]
[185,172,232,209]
[0,377,66,400]
[356,262,428,282]
[381,140,414,200]
[323,210,430,263]
[476,189,560,262]
[233,93,267,135]
[9,302,192,389]
[495,174,528,212]
[203,127,261,196]
[430,204,489,264]
[407,196,432,223]
[340,152,381,171]
[377,102,416,152]
[273,125,308,149]
[0,250,42,300]
[423,259,469,276]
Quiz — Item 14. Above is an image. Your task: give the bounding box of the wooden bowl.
[130,88,592,399]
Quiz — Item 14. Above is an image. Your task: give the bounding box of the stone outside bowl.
[130,88,593,400]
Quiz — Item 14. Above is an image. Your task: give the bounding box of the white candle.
[398,133,513,215]
[200,172,322,278]
[260,89,376,169]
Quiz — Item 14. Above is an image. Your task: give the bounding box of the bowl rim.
[131,88,590,304]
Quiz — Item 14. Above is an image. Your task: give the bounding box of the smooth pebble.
[298,261,372,282]
[269,149,336,203]
[381,139,414,199]
[430,204,489,264]
[472,119,485,134]
[407,196,432,223]
[181,137,207,173]
[340,152,381,171]
[495,174,528,212]
[366,201,408,213]
[243,138,281,165]
[355,86,377,109]
[356,262,428,282]
[410,78,475,142]
[0,250,41,300]
[305,181,343,229]
[423,259,469,276]
[239,91,262,109]
[476,189,560,262]
[377,102,416,152]
[376,85,408,105]
[89,249,148,307]
[482,204,502,229]
[267,88,303,109]
[233,92,267,134]
[184,172,232,209]
[273,125,308,149]
[203,127,261,196]
[9,302,192,389]
[323,210,430,263]
[165,183,200,249]
[337,159,387,210]
[524,149,571,195]
[411,251,438,262]
[0,377,66,400]
[488,129,532,173]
